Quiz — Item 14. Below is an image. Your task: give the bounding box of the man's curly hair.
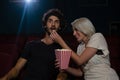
[42,9,66,32]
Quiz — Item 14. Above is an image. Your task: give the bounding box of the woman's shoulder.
[91,33,105,39]
[92,33,103,37]
[89,33,106,44]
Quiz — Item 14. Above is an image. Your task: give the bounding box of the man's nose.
[52,22,55,26]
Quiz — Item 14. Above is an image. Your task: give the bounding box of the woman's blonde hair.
[71,17,96,39]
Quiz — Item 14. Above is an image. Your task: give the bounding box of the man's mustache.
[50,27,56,30]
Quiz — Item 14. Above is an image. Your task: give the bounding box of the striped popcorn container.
[55,49,72,69]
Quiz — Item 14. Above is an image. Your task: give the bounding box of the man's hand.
[0,76,8,80]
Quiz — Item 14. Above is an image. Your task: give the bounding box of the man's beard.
[45,28,51,35]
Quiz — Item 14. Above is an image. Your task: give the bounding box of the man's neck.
[41,33,54,45]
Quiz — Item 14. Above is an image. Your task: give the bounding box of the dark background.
[0,0,120,78]
[0,0,120,36]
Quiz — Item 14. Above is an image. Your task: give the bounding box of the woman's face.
[73,28,87,43]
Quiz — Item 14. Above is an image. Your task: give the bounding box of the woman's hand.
[50,30,63,44]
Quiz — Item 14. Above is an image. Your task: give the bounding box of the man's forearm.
[4,67,19,80]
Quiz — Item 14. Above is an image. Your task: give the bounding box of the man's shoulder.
[26,40,42,45]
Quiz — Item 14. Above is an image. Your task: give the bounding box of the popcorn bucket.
[55,49,72,69]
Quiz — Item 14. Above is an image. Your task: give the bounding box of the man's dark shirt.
[20,40,61,80]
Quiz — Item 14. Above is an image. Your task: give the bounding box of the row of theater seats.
[0,35,42,78]
[0,34,120,79]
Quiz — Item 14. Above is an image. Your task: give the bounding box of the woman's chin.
[78,39,82,43]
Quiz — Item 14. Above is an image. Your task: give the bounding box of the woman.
[50,17,119,80]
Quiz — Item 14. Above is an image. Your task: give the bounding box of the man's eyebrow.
[48,18,60,21]
[55,19,60,21]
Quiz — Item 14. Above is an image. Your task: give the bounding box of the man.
[0,8,66,80]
